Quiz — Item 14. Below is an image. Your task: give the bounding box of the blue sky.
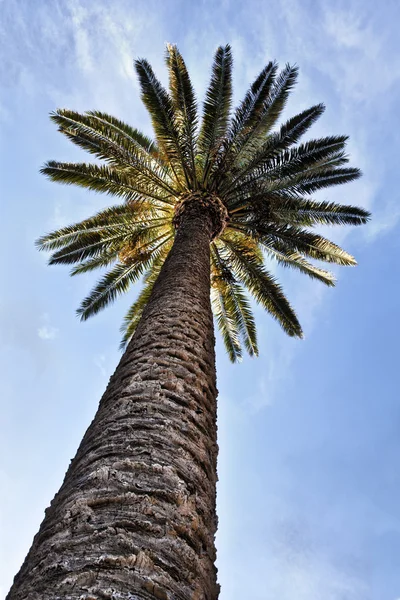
[1,0,400,598]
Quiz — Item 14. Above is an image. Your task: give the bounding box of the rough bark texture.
[7,201,220,600]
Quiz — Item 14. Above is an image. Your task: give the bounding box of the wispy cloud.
[37,313,59,340]
[93,353,107,376]
[37,325,58,340]
[321,5,400,103]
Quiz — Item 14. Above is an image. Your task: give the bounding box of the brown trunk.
[7,203,219,600]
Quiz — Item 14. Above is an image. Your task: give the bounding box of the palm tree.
[7,45,369,600]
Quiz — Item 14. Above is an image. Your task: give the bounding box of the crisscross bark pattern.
[7,206,219,600]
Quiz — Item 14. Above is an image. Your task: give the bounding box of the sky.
[0,0,400,598]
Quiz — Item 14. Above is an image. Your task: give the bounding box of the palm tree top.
[37,44,369,362]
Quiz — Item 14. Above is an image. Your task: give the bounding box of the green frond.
[47,229,130,265]
[272,198,371,227]
[265,245,336,286]
[214,61,277,178]
[48,222,168,266]
[70,252,119,275]
[276,104,326,147]
[51,110,156,159]
[86,111,158,155]
[227,62,278,146]
[220,228,264,261]
[233,284,258,356]
[244,166,361,199]
[78,261,148,320]
[166,44,198,186]
[223,104,325,193]
[40,161,174,205]
[36,204,170,253]
[289,167,362,195]
[198,44,233,185]
[134,58,190,188]
[211,244,258,358]
[230,166,361,209]
[267,139,350,182]
[78,237,172,321]
[219,236,303,338]
[225,135,350,200]
[50,109,174,196]
[259,63,299,133]
[232,64,298,166]
[211,284,242,362]
[283,135,349,167]
[36,204,134,252]
[38,200,169,267]
[248,224,357,266]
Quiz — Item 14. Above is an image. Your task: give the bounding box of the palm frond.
[36,204,135,252]
[232,64,298,166]
[70,252,119,275]
[166,44,198,186]
[227,191,369,234]
[225,135,350,200]
[227,62,278,146]
[219,236,303,337]
[50,110,174,196]
[198,44,233,185]
[211,285,242,362]
[47,219,169,266]
[214,61,277,178]
[222,105,327,194]
[271,198,370,227]
[258,105,332,174]
[134,58,190,188]
[242,223,358,266]
[211,244,258,359]
[289,167,362,195]
[48,229,131,265]
[275,104,326,147]
[265,245,336,286]
[259,63,299,131]
[232,283,258,356]
[40,161,174,205]
[78,237,172,320]
[86,111,158,155]
[284,134,348,161]
[78,261,148,320]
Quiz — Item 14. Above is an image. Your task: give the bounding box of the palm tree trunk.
[7,203,220,600]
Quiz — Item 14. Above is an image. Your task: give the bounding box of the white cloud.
[94,354,107,376]
[37,325,58,340]
[245,375,274,411]
[37,313,59,341]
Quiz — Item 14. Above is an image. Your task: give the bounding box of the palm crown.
[37,44,369,361]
